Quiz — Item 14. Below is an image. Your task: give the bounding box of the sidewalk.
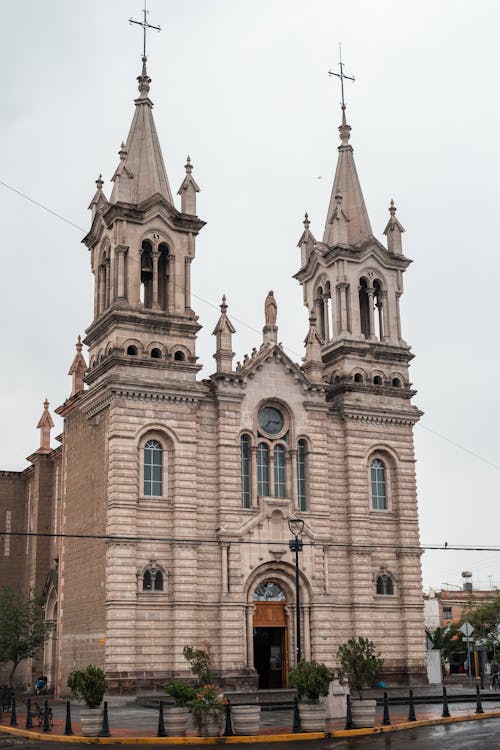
[2,697,500,743]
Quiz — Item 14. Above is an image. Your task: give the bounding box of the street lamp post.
[288,518,304,664]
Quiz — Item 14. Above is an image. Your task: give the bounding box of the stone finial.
[212,294,236,374]
[118,142,128,161]
[297,212,317,266]
[96,174,104,191]
[327,190,350,245]
[68,335,88,397]
[177,155,200,215]
[36,399,55,453]
[339,105,352,146]
[88,174,108,214]
[137,56,151,97]
[383,199,405,254]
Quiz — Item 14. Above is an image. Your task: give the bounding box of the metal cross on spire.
[129,1,161,59]
[328,43,355,109]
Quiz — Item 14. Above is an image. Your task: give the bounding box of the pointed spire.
[323,106,372,246]
[383,199,405,254]
[302,312,324,383]
[36,399,54,453]
[109,59,173,206]
[212,295,236,373]
[177,155,201,215]
[68,335,87,397]
[297,212,317,267]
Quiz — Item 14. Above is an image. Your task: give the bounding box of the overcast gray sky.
[1,0,499,592]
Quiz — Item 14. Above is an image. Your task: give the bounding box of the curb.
[2,710,500,744]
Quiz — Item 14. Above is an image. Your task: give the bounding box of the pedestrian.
[491,660,499,690]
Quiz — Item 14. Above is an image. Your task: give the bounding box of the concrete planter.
[299,702,327,732]
[193,708,224,737]
[350,698,377,728]
[164,706,189,736]
[80,707,104,736]
[231,705,261,735]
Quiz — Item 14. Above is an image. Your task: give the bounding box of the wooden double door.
[253,602,288,688]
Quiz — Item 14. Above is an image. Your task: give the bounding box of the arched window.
[274,444,286,498]
[359,277,370,338]
[257,443,269,496]
[151,348,162,359]
[127,345,138,356]
[253,581,285,601]
[371,458,387,510]
[354,373,363,383]
[142,568,164,592]
[376,574,394,595]
[373,279,383,340]
[144,439,163,496]
[297,439,307,511]
[174,350,185,362]
[158,243,169,311]
[240,434,251,508]
[373,375,382,385]
[392,377,401,388]
[140,240,153,307]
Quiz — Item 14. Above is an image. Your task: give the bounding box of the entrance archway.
[253,582,287,688]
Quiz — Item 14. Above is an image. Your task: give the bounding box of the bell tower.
[82,57,205,385]
[296,100,416,405]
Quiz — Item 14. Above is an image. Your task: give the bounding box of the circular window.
[258,406,284,436]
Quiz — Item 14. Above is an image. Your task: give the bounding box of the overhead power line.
[1,529,500,553]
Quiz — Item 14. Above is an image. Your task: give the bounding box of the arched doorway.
[253,581,287,689]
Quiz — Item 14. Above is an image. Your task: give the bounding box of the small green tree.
[336,637,383,700]
[426,624,460,669]
[288,659,335,703]
[460,595,500,648]
[183,645,214,685]
[67,665,107,708]
[0,587,50,688]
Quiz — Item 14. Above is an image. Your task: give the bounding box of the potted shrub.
[288,659,335,732]
[163,679,196,736]
[336,637,383,728]
[191,684,225,737]
[67,665,107,736]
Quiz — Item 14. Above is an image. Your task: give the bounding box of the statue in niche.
[265,290,277,326]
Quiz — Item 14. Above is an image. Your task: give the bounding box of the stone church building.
[0,56,427,694]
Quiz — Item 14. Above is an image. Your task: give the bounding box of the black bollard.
[382,691,391,725]
[407,689,416,722]
[293,695,301,733]
[441,686,450,718]
[475,684,484,714]
[157,700,166,737]
[100,701,111,737]
[25,698,34,729]
[64,701,74,735]
[345,694,353,730]
[223,699,234,737]
[10,694,17,727]
[42,699,51,732]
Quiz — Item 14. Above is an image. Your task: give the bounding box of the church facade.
[0,56,427,694]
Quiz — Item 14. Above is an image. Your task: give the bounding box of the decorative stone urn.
[350,699,377,728]
[164,706,190,736]
[231,705,261,735]
[299,702,327,732]
[80,707,104,736]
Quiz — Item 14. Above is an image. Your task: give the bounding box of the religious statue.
[265,290,277,326]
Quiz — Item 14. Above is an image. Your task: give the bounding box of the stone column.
[116,246,127,300]
[367,287,376,340]
[104,259,111,309]
[269,450,275,497]
[221,544,229,594]
[395,291,403,342]
[322,295,330,341]
[246,605,255,668]
[289,449,298,509]
[151,250,160,308]
[184,257,192,310]
[337,282,348,334]
[303,606,311,660]
[380,290,390,340]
